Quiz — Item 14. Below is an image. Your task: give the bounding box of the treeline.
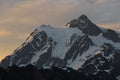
[0,65,115,80]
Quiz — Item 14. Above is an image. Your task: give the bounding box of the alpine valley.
[1,15,120,80]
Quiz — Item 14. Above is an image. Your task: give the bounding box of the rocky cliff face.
[1,15,120,79]
[68,15,102,36]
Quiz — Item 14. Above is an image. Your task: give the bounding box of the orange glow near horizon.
[0,47,14,61]
[0,41,24,61]
[0,30,12,37]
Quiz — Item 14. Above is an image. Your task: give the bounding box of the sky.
[0,0,120,61]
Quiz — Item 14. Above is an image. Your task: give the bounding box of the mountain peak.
[78,15,89,22]
[67,15,102,36]
[1,15,120,79]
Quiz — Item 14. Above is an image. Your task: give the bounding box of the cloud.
[0,0,88,36]
[0,30,12,37]
[98,23,120,31]
[86,0,107,4]
[0,0,120,30]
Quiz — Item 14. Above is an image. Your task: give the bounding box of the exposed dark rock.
[102,29,120,42]
[68,15,102,36]
[0,56,11,69]
[64,35,93,62]
[35,42,53,68]
[80,44,120,76]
